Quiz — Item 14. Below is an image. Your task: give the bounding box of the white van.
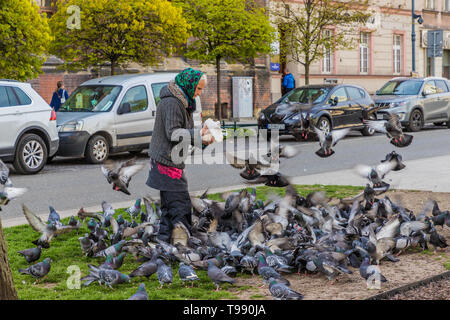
[56,73,202,163]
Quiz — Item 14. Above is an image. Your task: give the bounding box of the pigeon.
[128,283,149,300]
[256,253,290,287]
[98,253,126,270]
[268,278,303,300]
[225,152,269,180]
[48,206,61,226]
[0,186,28,209]
[0,159,10,186]
[381,151,406,171]
[17,246,42,264]
[359,257,387,287]
[19,258,52,283]
[82,265,130,289]
[355,161,397,188]
[178,262,200,287]
[245,172,291,188]
[130,251,159,279]
[93,240,126,258]
[101,158,145,195]
[156,259,173,289]
[240,254,258,275]
[221,265,238,277]
[126,199,142,220]
[207,260,235,291]
[425,228,448,253]
[78,234,95,256]
[364,114,413,147]
[22,205,80,248]
[314,127,351,158]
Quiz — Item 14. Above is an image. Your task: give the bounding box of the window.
[425,0,435,9]
[5,87,19,106]
[0,87,9,107]
[59,85,121,112]
[423,81,438,94]
[393,35,402,74]
[151,82,168,105]
[13,87,32,105]
[435,80,449,93]
[330,87,348,102]
[120,85,148,113]
[5,87,32,106]
[282,87,331,104]
[347,87,364,100]
[446,0,450,11]
[360,32,370,74]
[322,30,332,74]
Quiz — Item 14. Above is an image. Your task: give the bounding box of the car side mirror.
[329,97,339,106]
[118,102,131,115]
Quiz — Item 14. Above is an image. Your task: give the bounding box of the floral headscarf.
[174,68,204,112]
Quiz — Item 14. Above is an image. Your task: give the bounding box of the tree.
[175,0,275,119]
[272,0,372,84]
[0,218,18,300]
[0,0,51,81]
[49,0,190,75]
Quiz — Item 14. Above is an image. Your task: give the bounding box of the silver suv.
[0,80,59,174]
[56,73,202,163]
[373,77,450,131]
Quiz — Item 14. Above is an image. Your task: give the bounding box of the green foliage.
[272,0,371,84]
[0,0,51,80]
[49,0,190,75]
[176,0,275,65]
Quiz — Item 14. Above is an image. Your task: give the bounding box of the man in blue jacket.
[281,69,295,96]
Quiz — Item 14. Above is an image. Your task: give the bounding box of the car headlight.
[390,101,408,108]
[291,114,301,121]
[58,121,84,132]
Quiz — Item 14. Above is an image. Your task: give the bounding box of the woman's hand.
[201,123,215,145]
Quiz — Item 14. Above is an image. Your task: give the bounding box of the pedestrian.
[50,81,69,112]
[146,68,213,243]
[281,69,295,96]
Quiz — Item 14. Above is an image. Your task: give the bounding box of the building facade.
[269,0,450,103]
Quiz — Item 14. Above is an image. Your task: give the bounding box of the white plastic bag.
[204,118,223,143]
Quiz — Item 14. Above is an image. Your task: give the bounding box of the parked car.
[373,77,450,132]
[0,80,59,174]
[56,73,202,163]
[257,84,376,140]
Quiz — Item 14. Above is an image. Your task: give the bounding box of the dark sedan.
[257,84,376,140]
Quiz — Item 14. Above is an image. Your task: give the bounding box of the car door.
[328,87,351,128]
[422,80,441,121]
[0,85,27,154]
[434,80,450,120]
[345,86,367,125]
[114,85,153,148]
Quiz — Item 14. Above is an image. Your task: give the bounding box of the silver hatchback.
[373,77,450,131]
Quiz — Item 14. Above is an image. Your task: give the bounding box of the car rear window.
[12,87,32,105]
[0,86,31,107]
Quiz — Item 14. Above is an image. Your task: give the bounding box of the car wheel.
[13,134,48,174]
[85,135,109,164]
[406,109,423,132]
[317,117,331,135]
[361,114,376,136]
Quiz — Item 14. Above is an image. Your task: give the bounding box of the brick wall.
[29,72,94,105]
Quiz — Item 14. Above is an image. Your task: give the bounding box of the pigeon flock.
[2,116,449,300]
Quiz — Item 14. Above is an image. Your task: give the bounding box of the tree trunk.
[0,218,18,300]
[110,60,116,76]
[304,62,310,85]
[216,55,222,121]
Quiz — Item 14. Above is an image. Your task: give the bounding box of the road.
[2,125,450,225]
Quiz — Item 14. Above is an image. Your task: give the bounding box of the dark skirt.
[146,158,188,192]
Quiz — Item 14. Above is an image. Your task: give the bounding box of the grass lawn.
[3,184,363,300]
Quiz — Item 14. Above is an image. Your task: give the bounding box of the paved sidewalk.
[3,154,449,228]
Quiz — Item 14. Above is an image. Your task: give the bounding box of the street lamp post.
[411,0,423,74]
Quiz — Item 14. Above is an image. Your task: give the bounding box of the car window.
[435,80,448,93]
[12,87,32,105]
[359,89,366,98]
[151,83,168,106]
[0,86,9,107]
[281,87,330,104]
[5,87,20,106]
[423,81,438,95]
[346,87,363,100]
[330,87,348,102]
[120,85,148,113]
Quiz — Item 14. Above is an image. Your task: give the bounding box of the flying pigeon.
[364,114,413,147]
[101,158,145,195]
[354,161,397,188]
[314,127,351,158]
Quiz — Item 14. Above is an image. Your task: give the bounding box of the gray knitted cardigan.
[148,80,202,169]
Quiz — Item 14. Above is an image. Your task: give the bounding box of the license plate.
[267,124,285,130]
[376,113,385,120]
